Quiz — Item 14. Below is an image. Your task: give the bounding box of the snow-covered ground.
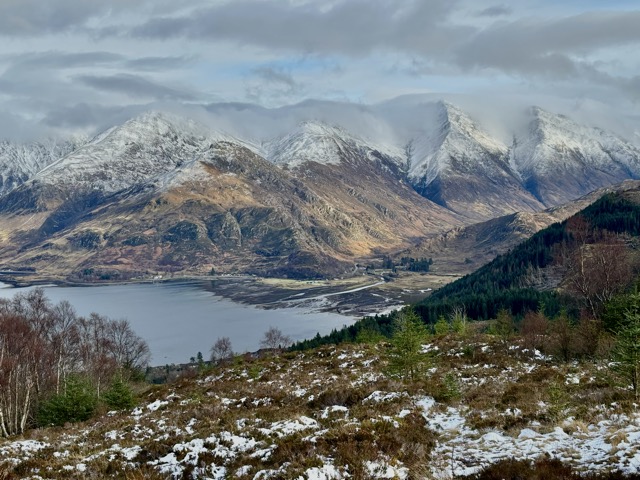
[1,338,639,478]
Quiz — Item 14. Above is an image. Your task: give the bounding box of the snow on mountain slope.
[0,139,79,196]
[265,121,405,169]
[406,102,543,219]
[31,112,254,195]
[512,107,639,177]
[511,107,640,205]
[408,101,510,183]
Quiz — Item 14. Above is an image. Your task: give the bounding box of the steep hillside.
[410,186,640,324]
[401,180,640,274]
[0,139,81,196]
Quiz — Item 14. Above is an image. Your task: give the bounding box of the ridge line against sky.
[0,0,639,141]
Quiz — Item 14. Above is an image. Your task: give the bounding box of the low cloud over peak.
[0,0,638,141]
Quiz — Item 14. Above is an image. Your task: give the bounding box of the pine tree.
[386,309,430,381]
[494,309,515,343]
[613,310,640,399]
[103,374,136,410]
[355,326,385,345]
[434,316,450,336]
[38,375,97,427]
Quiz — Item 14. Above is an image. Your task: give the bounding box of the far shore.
[0,269,458,320]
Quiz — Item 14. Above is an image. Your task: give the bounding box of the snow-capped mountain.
[407,102,544,218]
[511,107,640,205]
[0,139,80,196]
[407,102,509,182]
[28,112,254,196]
[1,103,639,280]
[265,121,405,168]
[0,112,461,280]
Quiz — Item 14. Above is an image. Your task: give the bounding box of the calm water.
[0,281,353,364]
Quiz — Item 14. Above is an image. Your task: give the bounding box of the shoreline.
[0,272,410,327]
[0,269,454,327]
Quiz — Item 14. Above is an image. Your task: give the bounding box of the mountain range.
[0,101,639,280]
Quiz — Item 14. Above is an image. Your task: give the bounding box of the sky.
[0,0,639,141]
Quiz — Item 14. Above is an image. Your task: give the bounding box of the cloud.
[11,51,123,69]
[130,0,465,56]
[252,66,298,90]
[0,0,639,143]
[125,56,195,72]
[125,1,640,95]
[475,5,512,17]
[76,73,199,101]
[454,11,640,75]
[0,110,49,141]
[0,0,130,36]
[41,102,146,131]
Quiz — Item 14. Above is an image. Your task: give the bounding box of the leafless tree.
[50,300,81,394]
[521,310,549,354]
[0,312,51,437]
[210,336,234,363]
[564,234,634,319]
[260,326,292,350]
[547,311,575,361]
[77,314,119,396]
[106,319,151,372]
[0,290,150,437]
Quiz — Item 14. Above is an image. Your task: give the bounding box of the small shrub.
[432,373,461,403]
[38,375,97,427]
[103,375,136,410]
[492,309,515,343]
[547,381,570,423]
[433,316,450,336]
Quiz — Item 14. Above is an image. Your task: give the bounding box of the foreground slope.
[2,339,640,479]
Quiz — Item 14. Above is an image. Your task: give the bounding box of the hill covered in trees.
[294,188,640,349]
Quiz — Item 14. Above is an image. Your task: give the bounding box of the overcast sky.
[1,0,639,141]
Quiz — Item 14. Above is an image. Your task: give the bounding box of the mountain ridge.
[1,104,640,280]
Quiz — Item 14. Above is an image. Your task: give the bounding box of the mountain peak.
[408,102,508,183]
[511,106,640,206]
[296,120,349,137]
[266,120,403,168]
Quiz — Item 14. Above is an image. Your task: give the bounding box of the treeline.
[378,256,433,272]
[580,192,640,235]
[400,257,433,272]
[0,289,149,436]
[293,192,640,350]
